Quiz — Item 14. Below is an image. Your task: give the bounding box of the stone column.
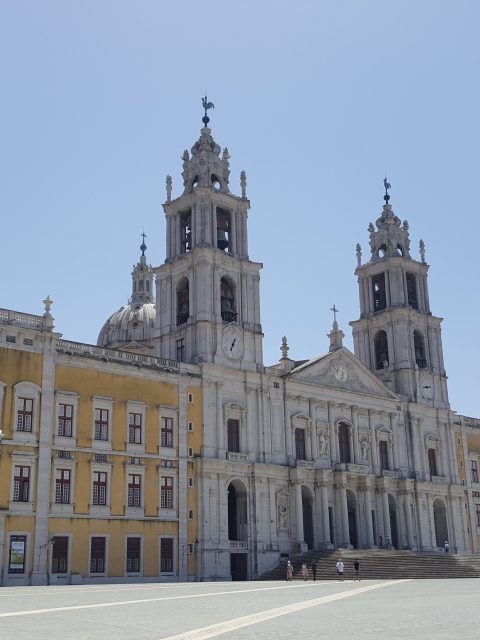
[339,485,350,546]
[363,487,375,547]
[0,512,6,586]
[216,383,225,456]
[321,484,330,544]
[294,482,305,546]
[403,493,414,548]
[230,209,236,255]
[381,490,392,542]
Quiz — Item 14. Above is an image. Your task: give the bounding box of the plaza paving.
[0,578,478,640]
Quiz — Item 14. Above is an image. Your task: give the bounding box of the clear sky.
[1,1,479,416]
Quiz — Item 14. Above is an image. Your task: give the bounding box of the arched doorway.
[302,486,314,550]
[347,490,358,548]
[388,494,399,549]
[433,498,448,548]
[228,480,248,580]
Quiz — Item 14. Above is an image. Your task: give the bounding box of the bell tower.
[154,100,263,370]
[350,181,449,408]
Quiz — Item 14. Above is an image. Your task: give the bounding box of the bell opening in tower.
[217,208,230,252]
[220,276,237,323]
[372,273,386,312]
[181,211,192,254]
[374,330,389,370]
[406,272,418,309]
[176,277,190,326]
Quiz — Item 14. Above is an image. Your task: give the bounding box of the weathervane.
[202,95,215,126]
[384,176,391,203]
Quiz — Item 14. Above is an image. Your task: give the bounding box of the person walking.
[444,540,450,553]
[286,560,293,581]
[353,559,360,581]
[302,562,308,581]
[311,558,317,581]
[336,559,344,582]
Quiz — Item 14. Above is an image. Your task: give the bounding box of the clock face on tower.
[221,324,244,361]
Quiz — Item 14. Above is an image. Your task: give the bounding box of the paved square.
[0,579,477,640]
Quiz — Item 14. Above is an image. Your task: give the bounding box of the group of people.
[286,558,360,582]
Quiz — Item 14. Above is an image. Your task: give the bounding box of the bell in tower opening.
[217,208,230,251]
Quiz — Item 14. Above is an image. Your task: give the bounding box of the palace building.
[0,108,479,584]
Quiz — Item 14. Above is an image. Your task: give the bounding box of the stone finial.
[419,239,426,263]
[356,243,362,266]
[402,219,409,231]
[42,295,54,331]
[166,175,172,203]
[182,150,189,162]
[281,335,289,359]
[240,170,247,199]
[222,147,230,163]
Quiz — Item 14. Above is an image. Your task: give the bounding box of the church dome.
[97,236,156,354]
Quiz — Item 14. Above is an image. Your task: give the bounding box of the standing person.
[385,535,391,550]
[379,535,383,549]
[336,559,344,582]
[302,562,308,581]
[311,558,317,581]
[286,560,293,581]
[444,540,450,553]
[353,559,360,581]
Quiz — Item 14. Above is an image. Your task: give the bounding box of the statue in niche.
[277,500,288,530]
[318,431,329,457]
[360,438,370,461]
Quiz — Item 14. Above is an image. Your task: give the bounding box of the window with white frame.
[90,536,107,573]
[129,412,142,444]
[160,537,174,572]
[160,416,174,448]
[51,536,69,573]
[92,397,113,447]
[126,537,141,573]
[13,465,30,502]
[160,476,174,509]
[92,471,108,506]
[12,382,40,442]
[127,473,142,507]
[471,459,479,484]
[58,403,74,437]
[55,469,71,504]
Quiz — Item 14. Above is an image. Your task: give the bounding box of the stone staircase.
[258,549,480,580]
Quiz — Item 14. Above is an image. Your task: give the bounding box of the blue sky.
[1,1,479,416]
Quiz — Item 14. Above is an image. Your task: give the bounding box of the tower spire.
[131,233,154,305]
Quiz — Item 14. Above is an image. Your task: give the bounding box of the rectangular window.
[55,469,71,504]
[471,460,479,484]
[13,465,30,502]
[161,417,174,448]
[8,535,26,574]
[176,338,185,362]
[94,408,109,441]
[16,398,33,432]
[128,412,143,444]
[160,538,173,572]
[51,536,68,573]
[428,448,438,477]
[295,428,306,460]
[126,537,141,572]
[92,471,107,506]
[128,474,141,507]
[227,418,240,452]
[338,424,351,463]
[160,477,173,509]
[379,440,389,471]
[58,403,74,437]
[476,505,480,527]
[90,537,106,573]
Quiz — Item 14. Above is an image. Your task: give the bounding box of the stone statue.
[360,438,370,461]
[278,503,288,529]
[318,431,329,457]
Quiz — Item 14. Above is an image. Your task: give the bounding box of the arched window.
[227,419,240,453]
[406,273,418,309]
[414,330,427,368]
[220,277,237,322]
[428,448,438,477]
[374,330,389,370]
[372,273,386,311]
[338,423,351,463]
[176,278,190,326]
[217,208,230,251]
[295,428,306,460]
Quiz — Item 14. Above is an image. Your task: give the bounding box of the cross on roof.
[330,304,339,324]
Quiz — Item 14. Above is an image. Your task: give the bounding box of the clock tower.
[350,183,449,409]
[153,103,263,370]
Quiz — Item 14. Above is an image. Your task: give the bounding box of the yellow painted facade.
[454,418,480,554]
[0,314,201,585]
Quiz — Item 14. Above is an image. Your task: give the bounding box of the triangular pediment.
[289,348,398,400]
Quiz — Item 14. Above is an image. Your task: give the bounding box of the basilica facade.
[0,112,478,584]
